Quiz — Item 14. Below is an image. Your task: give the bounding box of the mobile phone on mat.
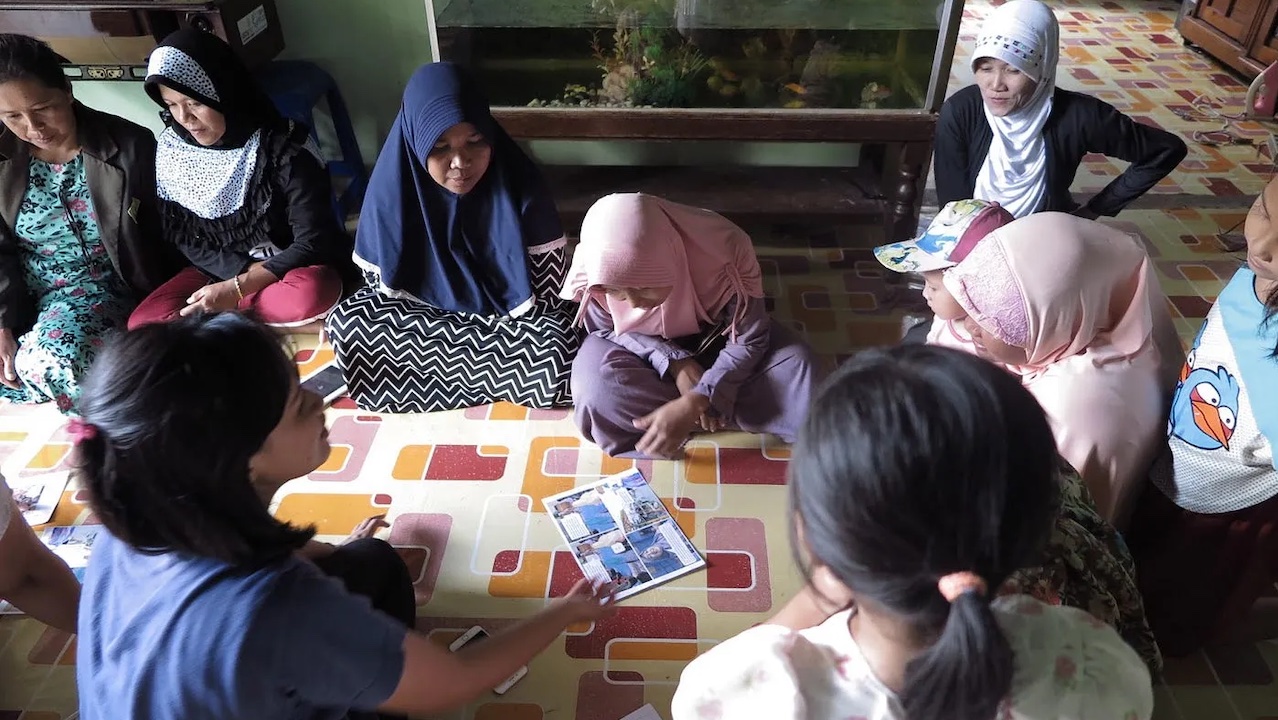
[300,363,348,406]
[448,626,528,694]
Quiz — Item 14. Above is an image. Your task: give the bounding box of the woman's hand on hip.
[180,280,241,317]
[1072,205,1101,221]
[0,329,19,389]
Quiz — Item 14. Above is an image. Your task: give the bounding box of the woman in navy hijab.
[326,62,578,412]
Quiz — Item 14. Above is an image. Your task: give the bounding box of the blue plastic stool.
[256,60,368,222]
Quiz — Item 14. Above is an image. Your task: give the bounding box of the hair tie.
[938,571,987,602]
[66,418,98,444]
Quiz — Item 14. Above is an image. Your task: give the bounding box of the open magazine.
[0,524,101,615]
[543,469,704,600]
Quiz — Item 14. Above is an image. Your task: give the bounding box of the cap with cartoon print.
[873,199,1015,274]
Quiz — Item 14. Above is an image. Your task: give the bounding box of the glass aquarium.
[431,0,950,111]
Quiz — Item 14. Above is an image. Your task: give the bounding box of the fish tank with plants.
[431,0,953,112]
[426,0,963,247]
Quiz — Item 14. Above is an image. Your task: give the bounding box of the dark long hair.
[76,313,314,567]
[789,345,1060,720]
[0,34,71,93]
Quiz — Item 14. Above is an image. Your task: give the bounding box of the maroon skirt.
[1126,481,1278,656]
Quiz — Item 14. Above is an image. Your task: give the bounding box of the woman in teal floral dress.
[0,35,178,413]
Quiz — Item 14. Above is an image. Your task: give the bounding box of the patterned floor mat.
[2,1,1275,719]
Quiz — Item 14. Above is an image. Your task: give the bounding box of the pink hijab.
[561,193,765,339]
[928,213,1181,526]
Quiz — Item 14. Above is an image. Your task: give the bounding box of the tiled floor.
[1,1,1276,719]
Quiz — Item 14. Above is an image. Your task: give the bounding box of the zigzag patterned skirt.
[326,286,580,413]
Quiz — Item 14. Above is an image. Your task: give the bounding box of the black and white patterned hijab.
[145,29,283,219]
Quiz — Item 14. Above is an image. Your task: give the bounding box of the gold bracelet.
[233,274,244,300]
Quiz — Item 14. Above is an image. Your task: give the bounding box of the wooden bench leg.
[886,141,931,244]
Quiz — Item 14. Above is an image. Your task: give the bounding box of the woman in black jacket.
[128,29,353,329]
[934,0,1186,219]
[0,34,178,413]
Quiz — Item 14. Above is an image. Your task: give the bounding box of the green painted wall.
[272,0,430,161]
[72,81,161,134]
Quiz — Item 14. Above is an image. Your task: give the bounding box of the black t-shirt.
[933,85,1187,217]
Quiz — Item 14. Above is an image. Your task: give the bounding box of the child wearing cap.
[875,199,1015,341]
[926,212,1181,527]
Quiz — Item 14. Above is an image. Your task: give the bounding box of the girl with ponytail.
[671,345,1153,720]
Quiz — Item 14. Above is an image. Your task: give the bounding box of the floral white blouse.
[671,595,1152,720]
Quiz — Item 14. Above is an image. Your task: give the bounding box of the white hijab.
[972,0,1061,219]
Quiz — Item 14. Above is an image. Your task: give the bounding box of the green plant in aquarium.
[591,21,641,105]
[581,6,707,108]
[631,33,707,106]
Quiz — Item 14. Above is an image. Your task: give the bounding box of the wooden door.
[1248,0,1278,66]
[1197,0,1265,43]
